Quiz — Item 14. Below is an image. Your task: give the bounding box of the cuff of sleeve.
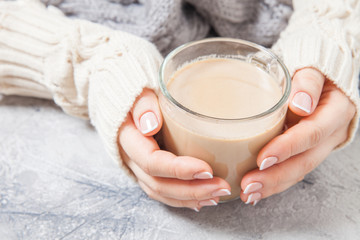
[273,30,360,149]
[88,36,163,175]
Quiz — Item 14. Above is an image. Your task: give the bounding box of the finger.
[119,122,228,203]
[131,88,163,136]
[289,68,325,116]
[118,116,214,180]
[257,81,353,170]
[128,155,230,201]
[240,127,344,203]
[138,181,218,211]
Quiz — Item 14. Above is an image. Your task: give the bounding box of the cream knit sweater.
[0,0,359,169]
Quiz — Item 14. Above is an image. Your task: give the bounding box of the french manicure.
[245,192,261,204]
[193,207,200,212]
[212,189,231,197]
[252,200,260,206]
[243,182,263,194]
[193,172,213,179]
[140,112,158,134]
[199,199,218,206]
[260,156,278,170]
[292,92,312,113]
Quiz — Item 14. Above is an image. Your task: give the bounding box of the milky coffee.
[160,58,285,201]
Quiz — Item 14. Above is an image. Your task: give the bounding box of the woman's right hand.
[117,88,231,211]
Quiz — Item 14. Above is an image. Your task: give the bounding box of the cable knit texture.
[0,0,163,172]
[272,0,360,149]
[40,0,210,54]
[0,0,359,170]
[187,0,293,47]
[40,0,293,54]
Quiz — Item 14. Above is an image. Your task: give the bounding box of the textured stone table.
[0,95,359,240]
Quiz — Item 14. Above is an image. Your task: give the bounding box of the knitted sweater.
[0,0,359,170]
[39,0,293,54]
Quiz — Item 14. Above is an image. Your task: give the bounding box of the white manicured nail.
[199,199,218,206]
[243,182,263,194]
[140,112,158,134]
[292,92,312,113]
[193,207,200,212]
[245,192,261,204]
[252,200,259,206]
[193,172,213,179]
[212,189,231,197]
[260,156,278,171]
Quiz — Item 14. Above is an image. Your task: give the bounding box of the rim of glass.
[159,37,291,122]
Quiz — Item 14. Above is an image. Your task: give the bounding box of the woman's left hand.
[240,68,356,205]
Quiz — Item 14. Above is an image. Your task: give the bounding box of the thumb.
[289,68,326,116]
[131,88,163,136]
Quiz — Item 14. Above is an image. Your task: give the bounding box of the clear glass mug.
[158,38,291,202]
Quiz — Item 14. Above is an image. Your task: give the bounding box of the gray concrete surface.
[0,95,359,240]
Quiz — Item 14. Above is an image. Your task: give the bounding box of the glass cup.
[158,38,291,202]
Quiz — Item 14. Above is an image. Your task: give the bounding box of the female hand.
[118,88,231,211]
[240,68,356,205]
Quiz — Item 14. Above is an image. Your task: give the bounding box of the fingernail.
[193,172,213,179]
[245,192,261,204]
[292,92,312,113]
[260,156,278,171]
[193,207,200,212]
[243,182,263,194]
[199,199,218,206]
[252,200,260,206]
[212,189,231,197]
[139,112,158,134]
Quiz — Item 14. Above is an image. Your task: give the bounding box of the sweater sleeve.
[0,0,164,169]
[272,0,360,149]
